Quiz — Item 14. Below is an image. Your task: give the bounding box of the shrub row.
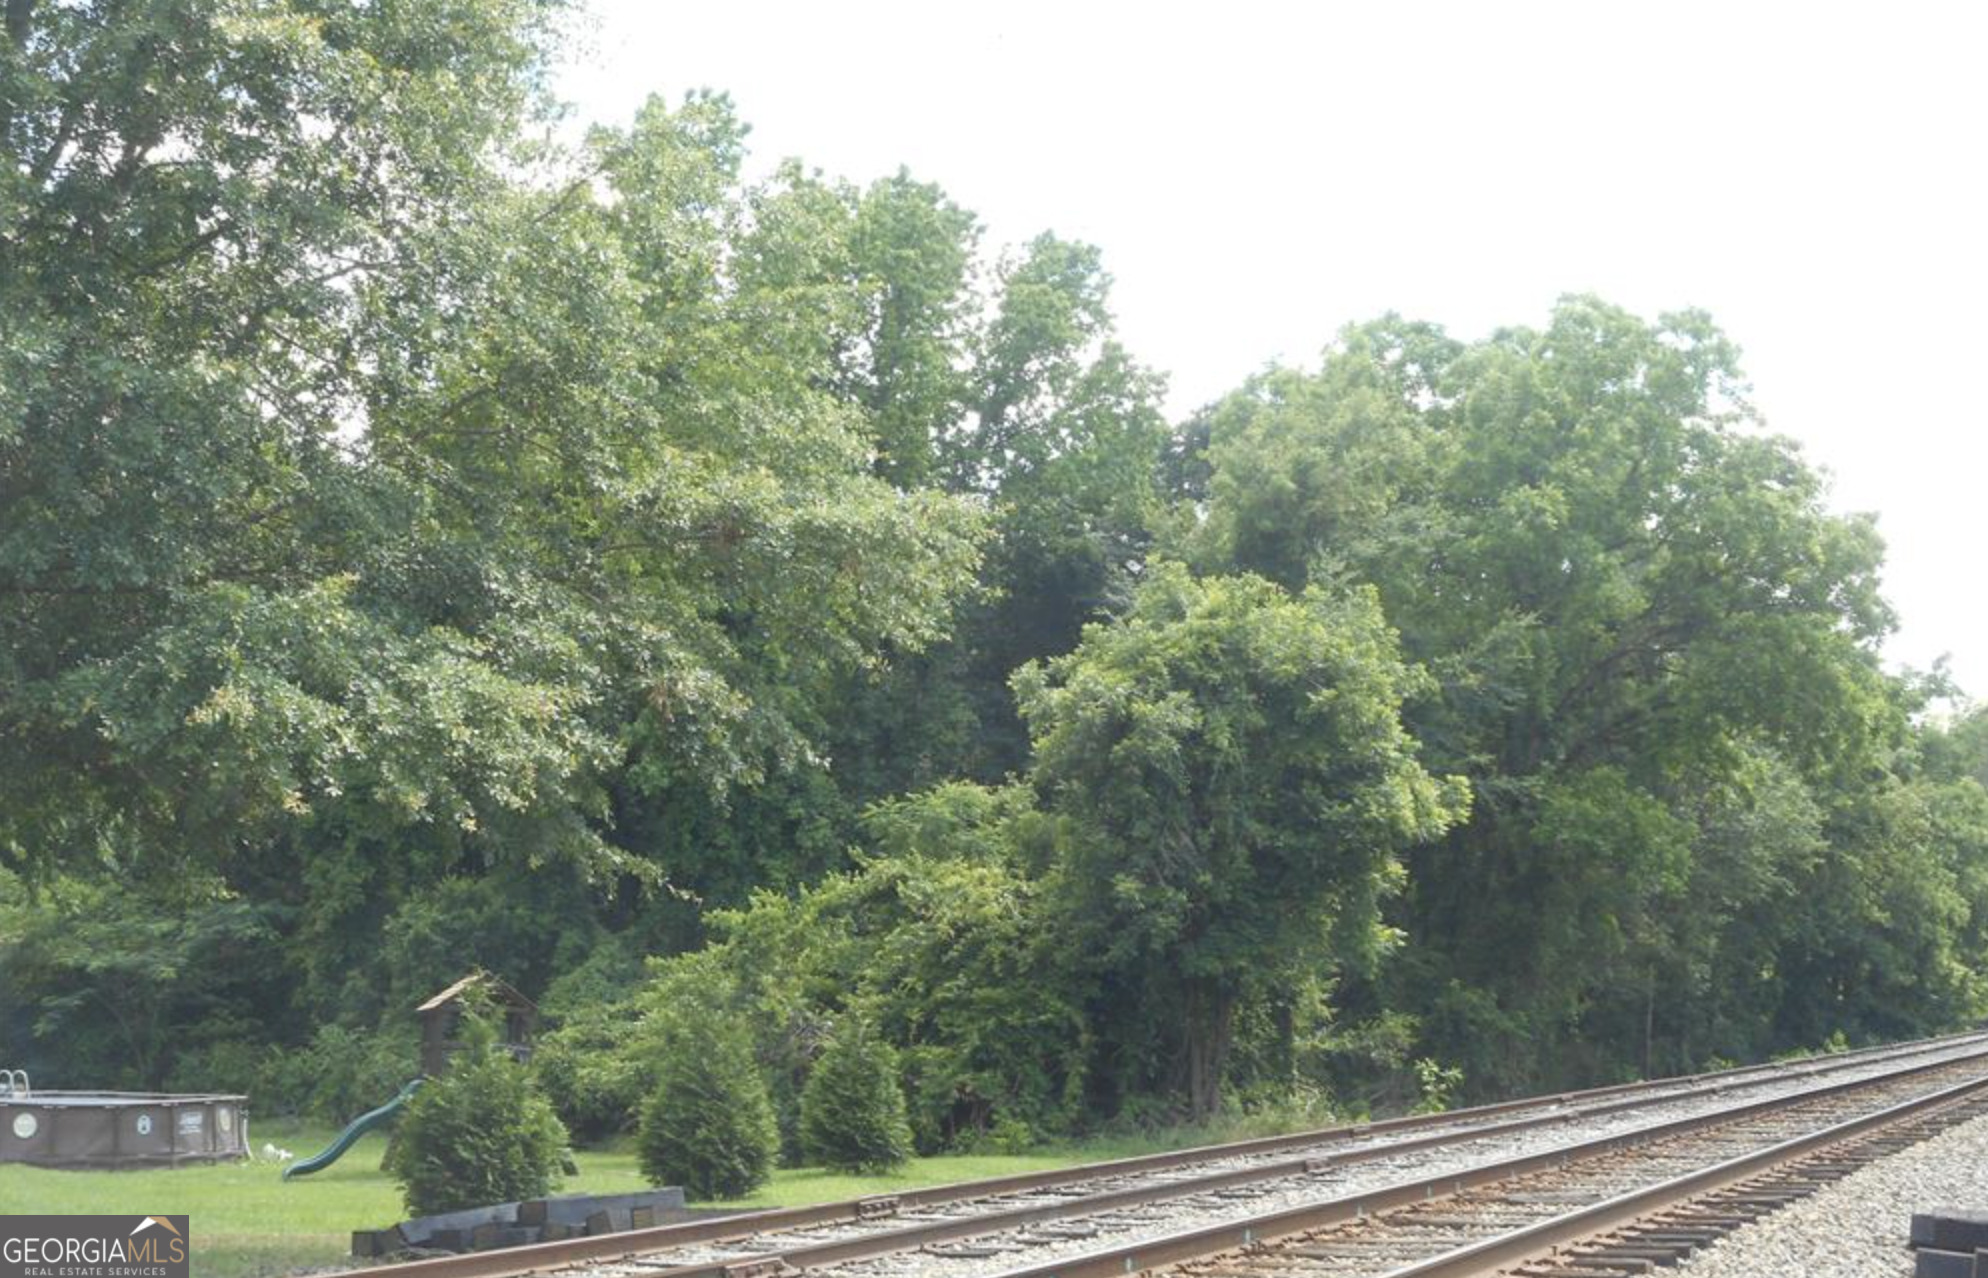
[266,1000,914,1213]
[636,1011,911,1198]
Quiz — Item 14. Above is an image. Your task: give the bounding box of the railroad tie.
[718,1262,791,1278]
[923,1241,1024,1258]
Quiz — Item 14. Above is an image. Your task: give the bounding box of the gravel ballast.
[1674,1106,1988,1278]
[574,1039,1988,1278]
[825,1049,1988,1278]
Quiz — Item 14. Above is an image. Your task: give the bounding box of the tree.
[1,14,988,1053]
[825,233,1172,803]
[0,871,278,1088]
[384,1001,569,1215]
[1187,298,1909,1090]
[1924,704,1988,792]
[840,170,981,488]
[7,0,1979,1131]
[637,1001,779,1199]
[800,1018,914,1172]
[0,0,601,884]
[1016,565,1468,1116]
[614,785,1087,1152]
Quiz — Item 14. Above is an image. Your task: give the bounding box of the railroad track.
[980,1054,1988,1278]
[351,1030,1988,1278]
[1449,1091,1988,1278]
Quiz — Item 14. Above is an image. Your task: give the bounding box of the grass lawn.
[0,1119,1206,1278]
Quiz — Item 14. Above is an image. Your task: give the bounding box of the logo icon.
[1,1215,190,1278]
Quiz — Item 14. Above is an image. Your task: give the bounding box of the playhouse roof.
[415,971,534,1015]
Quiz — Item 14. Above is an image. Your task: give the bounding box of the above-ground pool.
[0,1091,249,1169]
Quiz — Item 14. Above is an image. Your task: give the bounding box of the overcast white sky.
[556,1,1987,697]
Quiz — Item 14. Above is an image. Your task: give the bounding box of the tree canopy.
[5,1,1985,1137]
[1018,566,1467,1115]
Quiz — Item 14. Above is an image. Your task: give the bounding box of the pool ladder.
[0,1069,27,1098]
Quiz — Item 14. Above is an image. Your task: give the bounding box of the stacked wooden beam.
[351,1188,740,1257]
[1911,1209,1988,1277]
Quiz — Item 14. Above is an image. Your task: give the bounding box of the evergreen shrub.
[637,1009,779,1199]
[799,1019,913,1172]
[383,1002,569,1215]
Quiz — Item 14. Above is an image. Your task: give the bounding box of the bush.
[637,1009,778,1200]
[163,1038,283,1104]
[1410,1057,1465,1115]
[294,1023,421,1123]
[533,1008,648,1143]
[383,1008,569,1215]
[159,1024,419,1122]
[800,1019,913,1173]
[981,1111,1037,1156]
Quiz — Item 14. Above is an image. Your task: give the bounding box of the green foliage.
[0,0,611,884]
[653,786,1087,1152]
[1184,298,1922,1094]
[5,0,1986,1143]
[1410,1059,1465,1115]
[800,1019,914,1172]
[0,7,984,915]
[979,1112,1042,1156]
[0,872,284,1089]
[637,1001,780,1199]
[163,1040,285,1105]
[533,1007,647,1143]
[287,1026,422,1126]
[383,1007,568,1215]
[1017,564,1469,1115]
[376,876,603,1024]
[1924,705,1988,790]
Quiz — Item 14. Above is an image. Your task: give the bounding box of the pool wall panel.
[0,1095,248,1169]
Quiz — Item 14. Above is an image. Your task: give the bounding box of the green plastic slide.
[282,1078,424,1180]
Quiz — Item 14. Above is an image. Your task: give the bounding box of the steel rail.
[650,1037,1988,1277]
[1370,1072,1988,1278]
[336,1029,1988,1278]
[975,1041,1988,1278]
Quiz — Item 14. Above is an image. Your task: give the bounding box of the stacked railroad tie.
[1910,1208,1988,1278]
[351,1188,742,1258]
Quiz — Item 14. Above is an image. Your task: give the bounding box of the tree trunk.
[1182,979,1239,1120]
[1643,967,1656,1079]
